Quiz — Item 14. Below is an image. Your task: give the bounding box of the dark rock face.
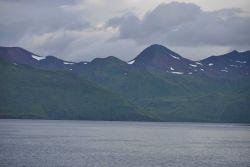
[131,44,200,74]
[0,47,40,65]
[0,44,249,77]
[201,50,250,77]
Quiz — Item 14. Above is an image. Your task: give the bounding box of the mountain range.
[0,44,249,122]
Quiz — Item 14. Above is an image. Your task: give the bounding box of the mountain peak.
[132,44,188,69]
[91,56,123,63]
[130,44,197,74]
[134,44,178,62]
[0,46,38,65]
[90,56,126,67]
[142,44,174,55]
[229,50,239,54]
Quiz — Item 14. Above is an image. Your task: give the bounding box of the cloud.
[0,0,144,61]
[0,0,249,61]
[107,2,250,48]
[65,38,145,62]
[0,0,89,45]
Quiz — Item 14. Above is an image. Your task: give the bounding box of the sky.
[0,0,250,61]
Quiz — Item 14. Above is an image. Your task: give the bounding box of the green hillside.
[0,58,249,122]
[78,63,250,122]
[0,59,150,121]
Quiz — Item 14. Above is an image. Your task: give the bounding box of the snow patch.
[188,72,192,75]
[236,61,247,64]
[170,54,180,60]
[170,67,174,71]
[128,60,135,64]
[63,62,74,65]
[189,64,198,67]
[208,63,214,66]
[84,62,88,65]
[32,55,46,61]
[200,68,204,71]
[195,62,203,65]
[230,65,240,67]
[171,71,183,75]
[221,70,228,72]
[69,69,72,71]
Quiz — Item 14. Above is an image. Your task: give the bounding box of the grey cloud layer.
[107,2,250,47]
[0,0,89,46]
[0,1,249,61]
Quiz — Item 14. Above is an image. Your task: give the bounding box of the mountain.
[0,46,76,71]
[130,44,197,75]
[0,58,151,121]
[201,50,250,77]
[129,44,250,77]
[0,45,249,122]
[0,46,40,65]
[1,45,249,77]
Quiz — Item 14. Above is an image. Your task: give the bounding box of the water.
[0,119,249,167]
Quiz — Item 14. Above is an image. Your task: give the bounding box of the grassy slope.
[144,70,250,122]
[0,59,249,122]
[79,65,250,122]
[0,60,151,121]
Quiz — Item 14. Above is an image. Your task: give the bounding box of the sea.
[0,119,249,167]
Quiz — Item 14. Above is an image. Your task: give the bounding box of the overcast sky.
[0,0,250,61]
